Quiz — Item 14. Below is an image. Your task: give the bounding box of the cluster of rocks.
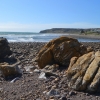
[0,36,100,95]
[0,37,22,80]
[36,36,100,93]
[0,37,100,99]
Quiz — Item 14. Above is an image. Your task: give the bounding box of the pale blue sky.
[0,0,100,32]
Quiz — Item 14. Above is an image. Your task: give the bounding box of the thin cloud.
[0,22,100,32]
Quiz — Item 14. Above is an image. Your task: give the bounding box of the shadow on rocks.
[4,74,22,81]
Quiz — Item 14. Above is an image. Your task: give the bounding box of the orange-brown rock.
[0,61,22,79]
[66,51,100,92]
[36,36,88,68]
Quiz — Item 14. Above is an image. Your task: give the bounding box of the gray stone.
[69,91,76,96]
[24,66,36,73]
[34,69,41,73]
[46,89,60,96]
[36,98,41,100]
[60,96,67,100]
[39,70,57,80]
[10,77,20,83]
[43,91,47,94]
[38,72,46,79]
[0,88,3,93]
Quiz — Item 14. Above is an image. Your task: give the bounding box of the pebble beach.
[1,0,100,99]
[0,40,100,100]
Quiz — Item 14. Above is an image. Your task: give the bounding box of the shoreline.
[60,34,100,39]
[9,34,100,43]
[1,32,100,42]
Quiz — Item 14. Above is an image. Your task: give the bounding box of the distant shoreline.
[63,34,100,40]
[0,31,100,42]
[44,33,100,40]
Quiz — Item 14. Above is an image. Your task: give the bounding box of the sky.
[0,0,100,32]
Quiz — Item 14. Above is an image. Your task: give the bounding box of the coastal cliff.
[40,28,100,34]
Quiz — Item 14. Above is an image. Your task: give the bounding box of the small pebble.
[43,91,47,94]
[34,69,41,73]
[60,96,67,100]
[69,91,76,96]
[85,93,90,96]
[0,88,3,92]
[10,77,20,83]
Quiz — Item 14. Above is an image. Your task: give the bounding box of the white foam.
[0,32,100,42]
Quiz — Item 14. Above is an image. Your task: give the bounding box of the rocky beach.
[1,0,100,99]
[0,37,100,100]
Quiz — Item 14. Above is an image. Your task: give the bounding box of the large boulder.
[0,37,12,59]
[36,36,88,68]
[66,51,100,92]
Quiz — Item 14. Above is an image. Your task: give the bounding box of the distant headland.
[40,28,100,34]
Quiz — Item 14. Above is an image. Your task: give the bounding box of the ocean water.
[0,32,100,42]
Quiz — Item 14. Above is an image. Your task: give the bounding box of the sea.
[0,32,100,42]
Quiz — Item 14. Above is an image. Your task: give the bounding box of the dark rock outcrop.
[0,37,12,59]
[0,38,22,79]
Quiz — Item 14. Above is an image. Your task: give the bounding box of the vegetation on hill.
[40,28,100,35]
